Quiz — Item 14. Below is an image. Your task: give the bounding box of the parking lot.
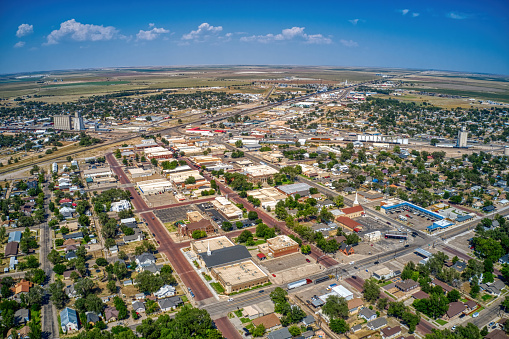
[154,205,198,223]
[260,253,311,274]
[384,207,437,231]
[356,216,393,234]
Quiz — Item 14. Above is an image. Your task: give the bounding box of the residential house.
[65,251,77,260]
[7,326,30,339]
[302,314,315,326]
[339,243,355,256]
[14,309,30,325]
[132,301,146,313]
[444,302,466,320]
[367,317,388,330]
[63,232,84,240]
[485,329,509,339]
[86,312,100,325]
[111,200,131,212]
[8,231,22,243]
[411,291,429,300]
[11,280,33,296]
[59,206,76,218]
[65,284,78,298]
[464,300,477,313]
[104,307,119,322]
[5,242,19,257]
[395,279,419,293]
[480,280,505,296]
[381,326,402,339]
[251,313,281,331]
[135,253,156,270]
[158,296,183,312]
[154,285,176,299]
[267,327,292,339]
[431,279,453,293]
[123,230,145,243]
[348,298,364,314]
[60,307,79,333]
[359,308,377,321]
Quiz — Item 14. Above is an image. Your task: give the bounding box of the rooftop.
[199,245,251,268]
[192,236,235,253]
[212,260,268,286]
[266,235,299,251]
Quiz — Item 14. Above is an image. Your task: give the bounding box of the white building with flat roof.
[137,179,172,194]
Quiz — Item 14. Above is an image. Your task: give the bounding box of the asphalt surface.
[40,176,59,339]
[107,153,214,302]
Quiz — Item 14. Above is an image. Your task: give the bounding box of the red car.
[306,259,311,263]
[272,274,276,277]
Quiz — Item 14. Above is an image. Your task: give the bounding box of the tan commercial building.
[210,260,269,294]
[54,115,72,130]
[168,170,206,188]
[212,197,243,219]
[266,235,299,258]
[191,236,235,254]
[246,187,287,210]
[137,179,172,194]
[243,165,278,183]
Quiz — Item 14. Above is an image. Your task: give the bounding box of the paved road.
[39,176,59,339]
[106,154,214,302]
[215,317,243,339]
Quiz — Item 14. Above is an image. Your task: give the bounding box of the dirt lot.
[144,191,178,208]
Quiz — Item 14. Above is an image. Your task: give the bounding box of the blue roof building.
[8,231,22,243]
[60,307,79,333]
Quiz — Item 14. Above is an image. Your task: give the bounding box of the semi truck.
[287,279,312,290]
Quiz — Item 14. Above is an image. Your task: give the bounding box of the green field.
[400,87,509,102]
[43,80,130,88]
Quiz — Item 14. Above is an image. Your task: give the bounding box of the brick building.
[266,235,299,258]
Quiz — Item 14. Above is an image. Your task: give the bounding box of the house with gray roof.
[135,253,156,271]
[367,317,388,330]
[267,327,292,339]
[14,309,30,325]
[8,231,22,243]
[359,308,377,321]
[158,296,183,312]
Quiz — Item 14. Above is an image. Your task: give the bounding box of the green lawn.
[210,282,225,294]
[436,319,448,326]
[481,295,493,302]
[240,317,251,324]
[234,309,243,317]
[228,282,272,295]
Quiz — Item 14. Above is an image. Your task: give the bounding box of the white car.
[228,298,234,302]
[473,312,479,318]
[349,261,355,265]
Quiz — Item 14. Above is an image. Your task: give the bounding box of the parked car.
[473,312,479,318]
[306,259,311,263]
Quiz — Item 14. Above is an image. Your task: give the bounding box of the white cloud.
[16,24,33,38]
[412,13,420,17]
[340,39,358,47]
[182,23,223,41]
[45,19,119,45]
[400,9,410,15]
[14,41,25,48]
[349,19,359,25]
[136,26,170,41]
[240,27,332,44]
[448,12,468,19]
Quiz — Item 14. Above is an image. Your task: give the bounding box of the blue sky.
[1,0,508,75]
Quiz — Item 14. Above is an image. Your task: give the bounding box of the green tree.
[301,244,311,254]
[376,298,388,311]
[48,280,69,309]
[447,289,461,303]
[330,318,350,334]
[363,278,381,303]
[135,271,164,293]
[322,295,349,319]
[252,324,265,337]
[25,268,46,285]
[235,140,243,148]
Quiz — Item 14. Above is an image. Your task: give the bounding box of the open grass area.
[234,309,243,317]
[228,282,272,296]
[400,87,509,103]
[482,294,493,302]
[210,282,225,294]
[436,319,448,326]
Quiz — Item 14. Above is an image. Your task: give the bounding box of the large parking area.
[154,205,198,223]
[260,253,311,273]
[384,207,438,231]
